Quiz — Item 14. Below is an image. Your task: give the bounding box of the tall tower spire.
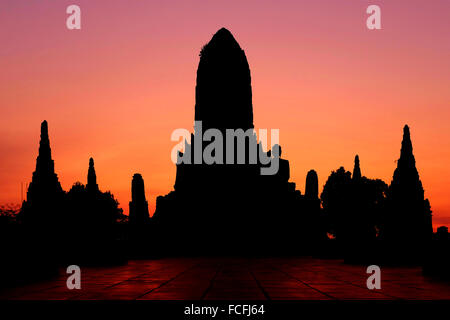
[392,125,422,193]
[87,157,99,192]
[384,124,432,246]
[29,120,62,193]
[22,120,63,224]
[352,155,361,180]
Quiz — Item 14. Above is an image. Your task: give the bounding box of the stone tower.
[153,28,304,254]
[305,170,319,200]
[22,120,64,224]
[384,125,432,245]
[87,158,99,193]
[129,173,150,225]
[352,155,361,180]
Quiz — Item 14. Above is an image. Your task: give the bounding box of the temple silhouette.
[1,28,445,288]
[18,122,125,266]
[152,28,320,254]
[16,29,435,260]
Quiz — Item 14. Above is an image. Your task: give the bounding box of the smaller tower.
[352,155,362,180]
[305,170,319,200]
[86,158,99,193]
[129,173,150,225]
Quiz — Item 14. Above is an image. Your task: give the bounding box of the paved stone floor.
[2,257,450,300]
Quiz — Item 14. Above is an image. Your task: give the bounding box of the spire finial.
[41,120,48,136]
[399,124,414,166]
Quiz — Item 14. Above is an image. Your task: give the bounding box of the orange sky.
[0,1,449,229]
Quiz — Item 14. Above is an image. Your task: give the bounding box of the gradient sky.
[1,1,449,229]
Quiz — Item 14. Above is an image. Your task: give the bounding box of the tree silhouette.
[321,158,388,262]
[321,167,353,241]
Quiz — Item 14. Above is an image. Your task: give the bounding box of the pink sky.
[0,0,449,228]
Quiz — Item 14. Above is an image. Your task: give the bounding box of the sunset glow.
[1,0,449,229]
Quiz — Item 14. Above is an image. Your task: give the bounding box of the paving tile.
[3,257,450,300]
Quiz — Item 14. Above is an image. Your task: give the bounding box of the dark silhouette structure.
[352,155,361,181]
[129,173,150,225]
[152,28,318,254]
[423,226,450,279]
[128,173,151,257]
[87,157,99,193]
[436,226,449,241]
[321,167,353,242]
[195,28,253,131]
[65,158,125,264]
[381,125,432,262]
[20,121,65,226]
[15,121,65,282]
[2,28,442,289]
[18,124,125,267]
[304,170,327,246]
[321,156,388,263]
[305,170,319,200]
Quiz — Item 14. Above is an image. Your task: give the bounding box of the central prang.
[151,28,322,255]
[195,28,254,131]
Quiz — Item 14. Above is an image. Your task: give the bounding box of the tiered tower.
[22,120,64,224]
[384,125,432,245]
